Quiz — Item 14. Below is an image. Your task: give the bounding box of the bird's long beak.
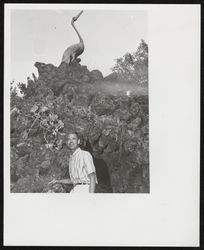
[75,10,83,21]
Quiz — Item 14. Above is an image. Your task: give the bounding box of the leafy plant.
[112,39,148,84]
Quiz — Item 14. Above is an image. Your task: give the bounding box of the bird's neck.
[72,22,83,43]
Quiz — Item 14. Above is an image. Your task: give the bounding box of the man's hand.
[48,179,59,186]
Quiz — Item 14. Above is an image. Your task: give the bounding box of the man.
[49,132,97,193]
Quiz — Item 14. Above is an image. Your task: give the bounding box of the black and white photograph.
[9,8,149,194]
[4,3,200,247]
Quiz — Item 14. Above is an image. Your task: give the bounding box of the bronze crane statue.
[61,10,84,65]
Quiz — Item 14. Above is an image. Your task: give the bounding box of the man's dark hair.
[67,131,80,140]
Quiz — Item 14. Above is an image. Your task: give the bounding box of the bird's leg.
[76,58,81,63]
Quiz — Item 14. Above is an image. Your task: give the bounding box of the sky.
[10,8,147,83]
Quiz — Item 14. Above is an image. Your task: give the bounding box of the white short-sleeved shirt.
[69,148,98,185]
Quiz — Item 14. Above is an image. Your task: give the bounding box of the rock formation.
[10,60,149,193]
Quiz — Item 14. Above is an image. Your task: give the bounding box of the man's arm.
[58,179,72,184]
[49,178,72,186]
[83,152,97,193]
[88,173,96,193]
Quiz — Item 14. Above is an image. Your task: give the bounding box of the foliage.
[112,39,148,84]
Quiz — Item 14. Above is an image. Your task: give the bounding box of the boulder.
[103,72,118,82]
[90,70,103,81]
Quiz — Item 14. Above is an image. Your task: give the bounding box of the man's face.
[67,133,80,151]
